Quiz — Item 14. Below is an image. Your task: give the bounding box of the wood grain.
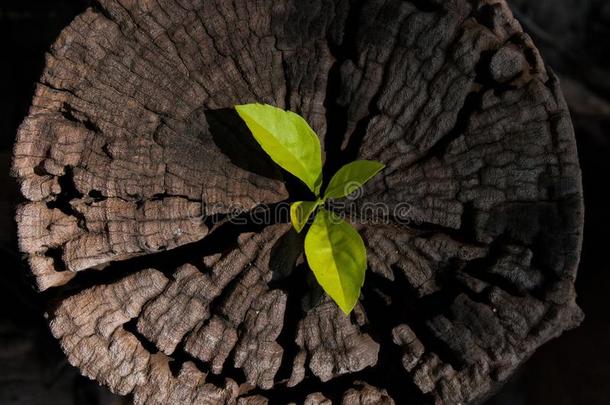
[12,0,583,403]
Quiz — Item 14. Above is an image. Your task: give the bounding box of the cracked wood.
[12,0,583,403]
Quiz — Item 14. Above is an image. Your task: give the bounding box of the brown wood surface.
[12,0,584,403]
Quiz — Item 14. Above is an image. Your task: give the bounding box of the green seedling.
[236,103,384,314]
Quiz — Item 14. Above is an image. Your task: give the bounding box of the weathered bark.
[12,0,583,403]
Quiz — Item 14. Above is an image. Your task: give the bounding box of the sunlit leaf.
[304,208,366,314]
[290,200,321,233]
[235,103,323,195]
[324,160,385,200]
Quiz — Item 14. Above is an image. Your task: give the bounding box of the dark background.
[0,1,608,404]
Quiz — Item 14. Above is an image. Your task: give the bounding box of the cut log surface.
[12,0,584,404]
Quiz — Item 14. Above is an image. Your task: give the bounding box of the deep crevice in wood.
[364,270,467,371]
[323,0,365,178]
[269,262,311,384]
[45,166,85,225]
[124,319,160,355]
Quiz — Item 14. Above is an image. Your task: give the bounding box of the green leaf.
[304,208,366,314]
[290,200,321,233]
[235,103,323,195]
[324,160,385,200]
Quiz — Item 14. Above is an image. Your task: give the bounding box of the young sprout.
[236,103,384,314]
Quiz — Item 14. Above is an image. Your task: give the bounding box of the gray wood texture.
[11,0,584,403]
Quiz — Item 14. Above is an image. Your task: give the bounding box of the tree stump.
[12,0,584,404]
